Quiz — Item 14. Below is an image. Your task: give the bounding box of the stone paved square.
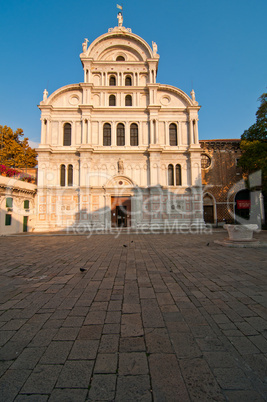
[0,230,266,401]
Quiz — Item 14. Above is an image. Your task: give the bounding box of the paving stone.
[49,388,88,402]
[21,365,62,394]
[145,328,173,353]
[11,347,45,370]
[84,311,106,325]
[223,389,265,401]
[56,360,93,388]
[119,352,148,375]
[40,341,73,364]
[69,339,99,360]
[0,232,267,401]
[0,369,31,402]
[15,395,49,402]
[213,367,251,390]
[119,336,146,352]
[94,353,118,374]
[180,358,225,401]
[121,313,143,337]
[116,375,152,402]
[88,374,116,401]
[149,354,190,401]
[77,325,103,340]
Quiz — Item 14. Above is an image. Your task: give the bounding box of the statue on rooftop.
[152,41,158,57]
[43,89,48,101]
[117,12,123,27]
[82,38,89,53]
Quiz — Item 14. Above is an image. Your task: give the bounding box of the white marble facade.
[36,21,204,231]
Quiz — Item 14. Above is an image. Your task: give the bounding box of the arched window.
[168,165,174,186]
[169,123,177,146]
[109,95,116,106]
[130,123,138,146]
[176,164,182,186]
[125,95,132,106]
[63,123,71,146]
[117,123,125,146]
[116,56,125,61]
[109,76,116,86]
[60,164,66,187]
[103,123,111,146]
[68,165,73,186]
[125,76,132,86]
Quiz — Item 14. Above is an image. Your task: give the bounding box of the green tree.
[0,125,37,168]
[238,93,267,223]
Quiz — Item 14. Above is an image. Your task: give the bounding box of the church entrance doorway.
[111,196,131,227]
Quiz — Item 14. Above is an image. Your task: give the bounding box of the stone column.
[125,122,130,146]
[177,122,182,146]
[189,119,193,145]
[194,119,199,144]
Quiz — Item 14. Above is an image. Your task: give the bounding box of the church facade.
[36,19,204,232]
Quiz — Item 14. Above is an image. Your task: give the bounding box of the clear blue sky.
[1,0,266,147]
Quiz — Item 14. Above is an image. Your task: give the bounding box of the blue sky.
[1,0,266,147]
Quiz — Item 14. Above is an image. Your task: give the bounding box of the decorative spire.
[82,38,89,53]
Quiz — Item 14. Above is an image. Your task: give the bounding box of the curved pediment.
[105,175,135,188]
[40,84,82,107]
[157,85,197,108]
[85,31,153,62]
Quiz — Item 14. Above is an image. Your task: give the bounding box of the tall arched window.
[125,76,132,86]
[109,76,116,86]
[68,165,73,186]
[117,123,125,146]
[63,123,71,146]
[168,165,174,186]
[109,95,116,106]
[176,164,182,186]
[60,165,66,187]
[103,123,111,146]
[125,95,132,106]
[130,123,138,146]
[169,123,177,146]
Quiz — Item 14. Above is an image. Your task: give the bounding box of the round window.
[201,154,211,169]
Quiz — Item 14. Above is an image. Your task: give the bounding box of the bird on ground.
[80,268,87,272]
[206,243,209,246]
[123,245,127,247]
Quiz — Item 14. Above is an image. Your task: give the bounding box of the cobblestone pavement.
[0,230,266,401]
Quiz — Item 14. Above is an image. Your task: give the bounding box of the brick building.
[200,139,243,225]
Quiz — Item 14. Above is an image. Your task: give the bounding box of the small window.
[201,154,211,169]
[168,165,174,186]
[24,200,30,209]
[5,214,12,226]
[125,95,132,106]
[125,76,132,86]
[176,164,182,186]
[130,123,138,146]
[6,197,13,208]
[169,124,177,146]
[109,95,116,106]
[63,123,71,146]
[60,164,66,187]
[68,165,73,186]
[117,123,125,146]
[116,56,125,61]
[109,76,116,86]
[103,123,111,146]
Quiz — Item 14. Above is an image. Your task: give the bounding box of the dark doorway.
[235,189,250,221]
[23,216,28,232]
[116,206,127,227]
[111,196,131,227]
[204,205,214,224]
